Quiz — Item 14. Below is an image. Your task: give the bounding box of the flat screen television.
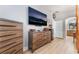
[28,7,47,26]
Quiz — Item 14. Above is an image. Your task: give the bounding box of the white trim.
[23,47,28,52]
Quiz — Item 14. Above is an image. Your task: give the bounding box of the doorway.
[65,17,76,45]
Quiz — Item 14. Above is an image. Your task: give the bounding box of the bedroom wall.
[54,20,64,38]
[25,5,52,49]
[51,5,75,38]
[0,5,52,50]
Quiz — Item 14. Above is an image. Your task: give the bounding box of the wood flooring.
[24,37,77,54]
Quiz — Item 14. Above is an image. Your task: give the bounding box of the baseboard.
[55,37,64,39]
[23,47,28,52]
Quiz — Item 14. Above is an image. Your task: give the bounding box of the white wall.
[51,5,75,21]
[0,5,27,50]
[0,5,76,49]
[53,20,64,38]
[52,19,56,37]
[25,5,52,49]
[51,5,75,38]
[0,5,52,50]
[0,6,26,22]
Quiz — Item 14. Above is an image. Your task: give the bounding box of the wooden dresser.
[0,18,23,54]
[29,30,51,52]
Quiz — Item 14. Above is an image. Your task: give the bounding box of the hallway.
[25,38,77,54]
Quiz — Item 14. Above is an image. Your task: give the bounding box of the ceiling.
[50,5,76,21]
[29,5,78,21]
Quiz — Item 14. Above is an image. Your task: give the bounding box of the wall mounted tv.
[28,7,47,26]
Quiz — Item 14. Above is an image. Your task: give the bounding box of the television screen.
[28,7,47,26]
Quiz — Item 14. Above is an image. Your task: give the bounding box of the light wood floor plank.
[25,37,77,54]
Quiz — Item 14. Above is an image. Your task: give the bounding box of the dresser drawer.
[13,44,23,54]
[0,31,22,37]
[16,49,23,54]
[0,37,22,48]
[0,20,18,24]
[1,43,23,54]
[33,37,42,43]
[0,42,16,53]
[33,34,42,42]
[32,44,38,51]
[33,32,43,36]
[33,33,42,38]
[0,20,22,31]
[0,32,22,42]
[0,26,22,31]
[0,19,23,54]
[0,41,22,53]
[0,20,22,27]
[43,32,51,36]
[1,47,16,54]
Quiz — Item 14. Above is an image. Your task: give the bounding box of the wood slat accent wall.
[0,18,23,54]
